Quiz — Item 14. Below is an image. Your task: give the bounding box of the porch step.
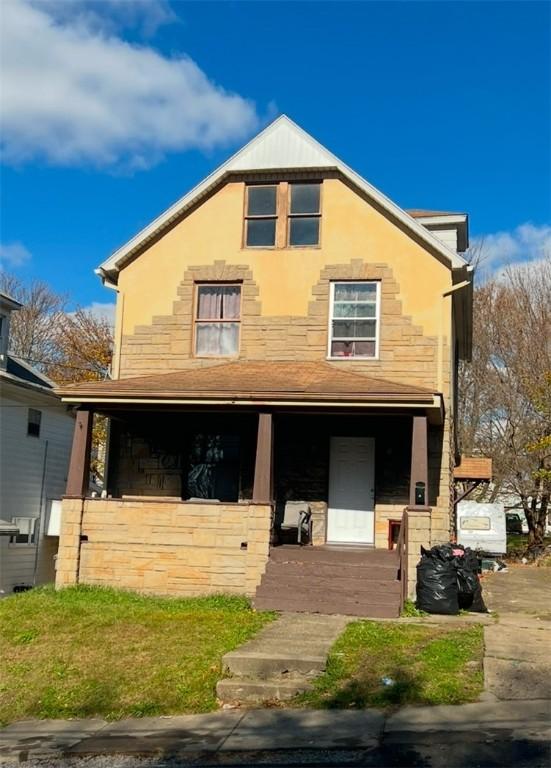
[216,613,350,705]
[254,595,400,618]
[255,574,401,598]
[252,550,402,617]
[223,650,327,678]
[263,560,399,582]
[216,676,313,703]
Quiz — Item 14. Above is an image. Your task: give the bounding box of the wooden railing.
[395,508,409,613]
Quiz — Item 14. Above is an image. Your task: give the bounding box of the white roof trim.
[98,115,468,277]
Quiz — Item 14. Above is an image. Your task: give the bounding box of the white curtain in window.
[197,286,240,320]
[196,323,239,355]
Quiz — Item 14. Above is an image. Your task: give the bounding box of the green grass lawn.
[0,585,273,725]
[295,621,484,710]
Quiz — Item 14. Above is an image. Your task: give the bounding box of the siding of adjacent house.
[0,381,74,595]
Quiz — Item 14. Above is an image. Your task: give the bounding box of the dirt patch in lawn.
[0,586,273,724]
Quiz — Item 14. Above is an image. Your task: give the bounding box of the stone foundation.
[55,497,272,597]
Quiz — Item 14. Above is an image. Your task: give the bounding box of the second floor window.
[195,284,241,357]
[329,282,379,358]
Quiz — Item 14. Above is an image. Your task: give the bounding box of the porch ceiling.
[56,361,442,419]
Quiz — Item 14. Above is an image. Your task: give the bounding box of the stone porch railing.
[55,497,273,597]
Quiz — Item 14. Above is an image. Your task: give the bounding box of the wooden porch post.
[253,412,273,503]
[65,409,93,497]
[409,414,429,508]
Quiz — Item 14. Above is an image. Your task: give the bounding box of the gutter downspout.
[32,439,49,586]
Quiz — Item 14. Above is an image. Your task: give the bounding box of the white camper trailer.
[457,501,507,555]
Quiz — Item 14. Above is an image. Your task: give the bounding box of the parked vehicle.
[505,512,523,535]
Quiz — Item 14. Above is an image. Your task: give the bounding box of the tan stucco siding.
[113,178,453,395]
[116,180,451,338]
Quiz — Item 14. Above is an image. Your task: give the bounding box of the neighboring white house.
[0,292,74,595]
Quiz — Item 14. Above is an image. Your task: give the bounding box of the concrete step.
[223,650,327,678]
[216,676,313,703]
[254,595,400,618]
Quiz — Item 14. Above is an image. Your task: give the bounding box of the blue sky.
[1,0,549,319]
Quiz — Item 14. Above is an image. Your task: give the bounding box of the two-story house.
[55,116,473,617]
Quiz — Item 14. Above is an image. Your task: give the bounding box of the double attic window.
[244,182,321,248]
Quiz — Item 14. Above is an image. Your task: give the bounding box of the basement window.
[329,282,380,358]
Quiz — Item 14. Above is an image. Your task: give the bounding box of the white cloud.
[0,242,32,268]
[79,302,116,327]
[0,0,261,169]
[470,223,551,273]
[34,0,177,38]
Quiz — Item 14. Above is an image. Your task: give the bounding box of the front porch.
[55,362,446,606]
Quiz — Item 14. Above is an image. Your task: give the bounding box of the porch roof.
[56,361,442,414]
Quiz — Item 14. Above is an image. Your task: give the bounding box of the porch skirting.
[55,498,273,597]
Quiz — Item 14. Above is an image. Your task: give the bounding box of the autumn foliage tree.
[458,259,551,546]
[0,271,113,482]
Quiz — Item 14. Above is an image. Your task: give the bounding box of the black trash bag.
[416,544,459,615]
[457,547,488,613]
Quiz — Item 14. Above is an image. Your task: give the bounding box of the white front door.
[327,436,375,545]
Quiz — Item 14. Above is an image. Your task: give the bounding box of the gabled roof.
[97,116,469,282]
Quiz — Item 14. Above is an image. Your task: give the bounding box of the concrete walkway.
[1,701,549,765]
[482,567,551,701]
[216,612,351,703]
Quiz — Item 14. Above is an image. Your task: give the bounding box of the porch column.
[65,409,93,497]
[253,411,274,503]
[409,414,429,508]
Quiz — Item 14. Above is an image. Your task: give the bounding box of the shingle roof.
[56,361,437,404]
[6,355,54,388]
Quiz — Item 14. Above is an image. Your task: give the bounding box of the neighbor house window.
[195,284,241,356]
[27,408,42,437]
[245,185,277,246]
[329,282,380,358]
[288,183,321,246]
[10,517,37,546]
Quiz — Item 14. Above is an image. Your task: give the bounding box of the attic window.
[288,184,321,246]
[245,186,277,247]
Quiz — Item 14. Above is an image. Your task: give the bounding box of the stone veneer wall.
[55,498,272,597]
[405,508,432,599]
[118,259,442,392]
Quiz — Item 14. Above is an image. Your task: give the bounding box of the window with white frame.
[195,284,241,357]
[329,282,379,358]
[10,517,37,546]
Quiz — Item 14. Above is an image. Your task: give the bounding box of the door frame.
[327,435,375,545]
